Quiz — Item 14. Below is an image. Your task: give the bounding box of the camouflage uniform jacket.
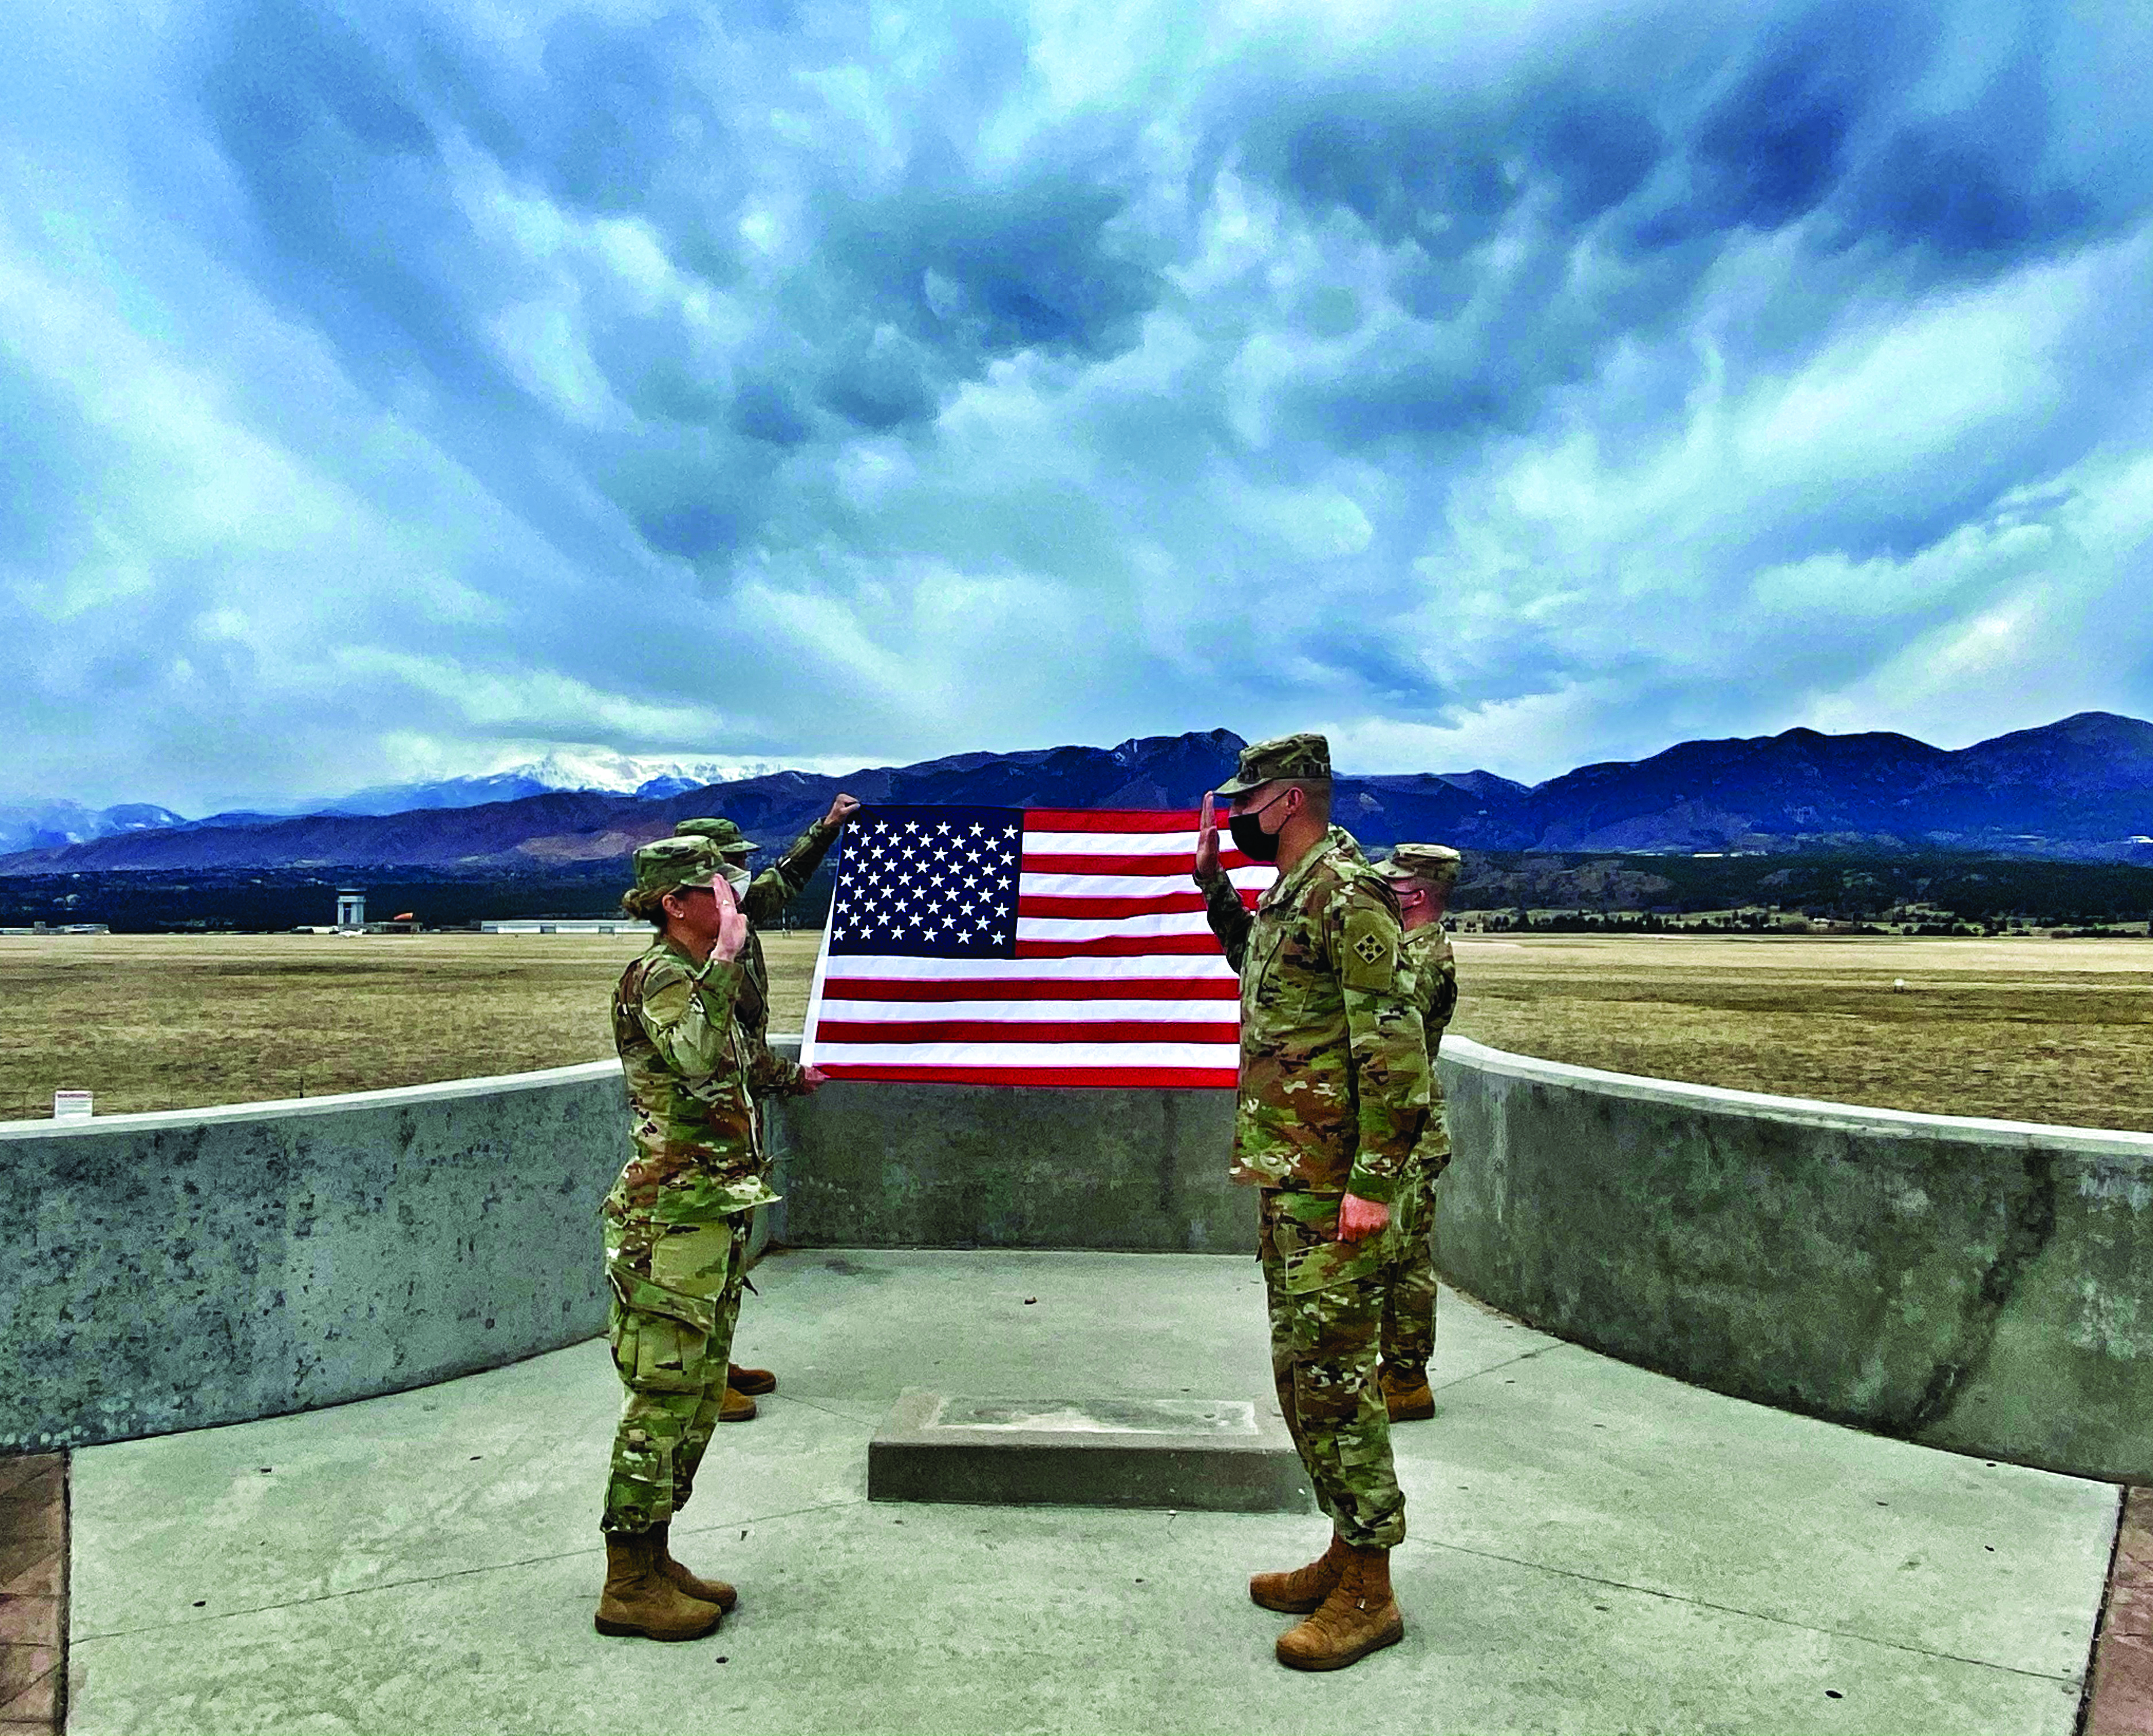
[1401,921,1458,1173]
[1199,836,1429,1204]
[730,817,843,1096]
[604,936,785,1229]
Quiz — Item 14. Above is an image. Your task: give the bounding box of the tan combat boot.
[594,1530,725,1641]
[719,1385,757,1423]
[1381,1367,1436,1422]
[1275,1543,1404,1671]
[729,1362,776,1395]
[1249,1532,1352,1614]
[649,1520,737,1612]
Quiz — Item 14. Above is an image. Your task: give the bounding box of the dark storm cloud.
[2,0,2150,809]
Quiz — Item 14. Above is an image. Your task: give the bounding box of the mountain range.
[5,712,2150,876]
[0,751,799,855]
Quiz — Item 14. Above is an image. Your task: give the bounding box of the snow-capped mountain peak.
[319,752,800,816]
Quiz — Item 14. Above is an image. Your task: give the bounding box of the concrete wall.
[0,1065,632,1451]
[6,1030,2151,1482]
[1435,1036,2153,1484]
[763,1074,1246,1253]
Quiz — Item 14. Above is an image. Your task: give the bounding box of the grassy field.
[2,931,2148,1131]
[1445,934,2152,1130]
[0,931,822,1122]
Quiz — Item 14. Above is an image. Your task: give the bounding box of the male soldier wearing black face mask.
[1191,732,1430,1671]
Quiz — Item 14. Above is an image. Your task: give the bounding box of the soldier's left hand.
[801,1065,830,1093]
[824,793,862,830]
[1337,1192,1390,1241]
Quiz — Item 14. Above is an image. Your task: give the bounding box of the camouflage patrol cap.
[672,816,756,859]
[631,836,726,897]
[1376,843,1463,887]
[1214,731,1332,797]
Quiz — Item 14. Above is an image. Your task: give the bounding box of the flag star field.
[829,811,1025,957]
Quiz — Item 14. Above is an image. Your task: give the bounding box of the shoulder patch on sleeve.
[1340,902,1399,991]
[642,973,695,1028]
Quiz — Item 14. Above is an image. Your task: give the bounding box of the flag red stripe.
[816,977,1241,1002]
[814,1019,1241,1045]
[1017,892,1211,918]
[809,1063,1239,1088]
[1014,935,1228,958]
[1021,851,1251,875]
[1021,809,1199,832]
[1016,892,1259,919]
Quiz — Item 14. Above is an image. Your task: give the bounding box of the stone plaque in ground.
[869,1390,1311,1513]
[935,1397,1259,1435]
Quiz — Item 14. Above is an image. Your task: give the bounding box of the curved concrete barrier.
[1434,1035,2153,1484]
[0,1064,632,1452]
[6,1032,2149,1481]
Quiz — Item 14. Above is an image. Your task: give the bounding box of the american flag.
[800,805,1276,1087]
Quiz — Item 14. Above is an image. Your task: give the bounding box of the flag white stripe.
[1015,910,1217,941]
[811,1040,1242,1068]
[817,997,1236,1025]
[1019,868,1268,898]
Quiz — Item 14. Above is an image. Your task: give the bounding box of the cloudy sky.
[5,0,2150,812]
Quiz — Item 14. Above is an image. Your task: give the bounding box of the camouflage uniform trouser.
[1378,1157,1443,1381]
[599,1211,752,1535]
[1259,1189,1407,1550]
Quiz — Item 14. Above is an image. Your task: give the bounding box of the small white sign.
[53,1090,92,1120]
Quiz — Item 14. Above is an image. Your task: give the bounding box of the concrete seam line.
[1428,1341,1572,1396]
[2075,1487,2125,1736]
[1404,1533,2087,1685]
[67,1497,870,1642]
[2077,1485,2143,1736]
[763,1394,883,1428]
[57,1451,68,1736]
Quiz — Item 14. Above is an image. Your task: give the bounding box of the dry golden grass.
[0,931,824,1120]
[2,931,2148,1131]
[1449,934,2153,1132]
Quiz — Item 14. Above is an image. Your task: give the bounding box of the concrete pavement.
[67,1249,2119,1734]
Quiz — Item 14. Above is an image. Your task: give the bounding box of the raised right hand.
[712,874,750,962]
[1193,790,1221,882]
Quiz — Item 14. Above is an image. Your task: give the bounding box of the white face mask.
[722,866,752,897]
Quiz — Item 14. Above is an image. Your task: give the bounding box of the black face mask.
[1227,793,1290,863]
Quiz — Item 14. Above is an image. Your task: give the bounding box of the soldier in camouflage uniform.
[1371,844,1462,1423]
[1194,733,1430,1672]
[592,836,784,1642]
[672,799,858,1416]
[673,799,858,1061]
